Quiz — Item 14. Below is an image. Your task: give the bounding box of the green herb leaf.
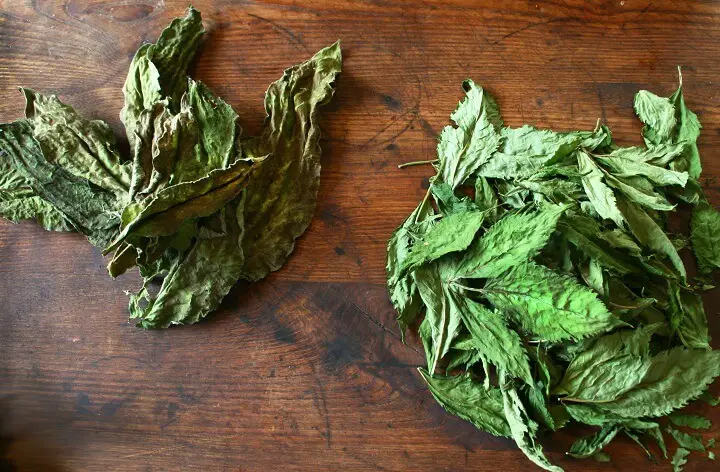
[483,262,624,342]
[577,150,624,227]
[387,198,434,338]
[395,210,484,282]
[130,197,246,328]
[452,204,567,280]
[634,89,677,146]
[500,372,563,472]
[450,291,533,384]
[414,262,462,372]
[568,425,620,459]
[667,426,705,452]
[419,368,511,437]
[691,202,720,274]
[672,447,690,472]
[669,414,712,430]
[436,80,501,188]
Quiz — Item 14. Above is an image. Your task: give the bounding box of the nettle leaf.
[430,181,478,215]
[500,372,563,472]
[669,73,702,180]
[477,125,591,179]
[475,176,499,221]
[605,173,675,212]
[436,80,501,188]
[240,42,342,282]
[666,426,705,452]
[394,210,484,282]
[691,202,720,274]
[449,291,533,384]
[419,369,511,438]
[577,150,624,227]
[605,143,686,167]
[669,414,712,430]
[634,89,677,146]
[557,215,642,275]
[567,425,620,459]
[452,204,567,280]
[585,347,720,418]
[672,447,689,472]
[387,198,434,338]
[618,196,686,280]
[596,152,688,188]
[672,289,711,350]
[483,262,624,342]
[130,197,246,328]
[414,261,462,372]
[554,325,660,402]
[0,120,122,247]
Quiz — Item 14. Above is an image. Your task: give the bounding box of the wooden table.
[1,1,719,470]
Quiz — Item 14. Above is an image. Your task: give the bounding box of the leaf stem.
[450,281,486,294]
[397,159,439,169]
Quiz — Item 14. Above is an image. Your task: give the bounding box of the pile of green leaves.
[0,8,341,328]
[387,73,720,471]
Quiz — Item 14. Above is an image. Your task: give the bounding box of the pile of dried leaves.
[0,8,341,328]
[387,74,719,471]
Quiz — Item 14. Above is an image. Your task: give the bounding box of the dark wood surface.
[1,1,720,470]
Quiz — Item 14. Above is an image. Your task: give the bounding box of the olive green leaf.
[129,197,246,328]
[240,42,342,282]
[691,201,720,274]
[0,120,122,247]
[121,6,204,132]
[0,149,70,231]
[436,80,501,188]
[483,262,624,342]
[106,155,258,252]
[419,368,511,437]
[187,78,240,173]
[23,89,132,198]
[451,204,567,280]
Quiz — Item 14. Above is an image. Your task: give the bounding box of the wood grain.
[1,1,719,470]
